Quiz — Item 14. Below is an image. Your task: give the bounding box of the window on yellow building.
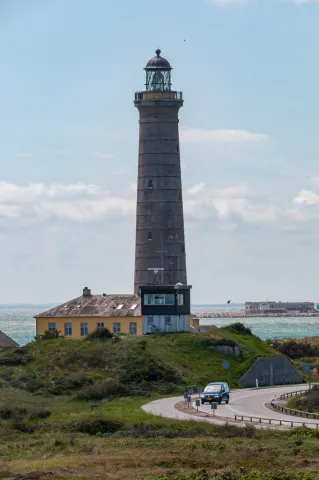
[129,322,137,335]
[48,322,56,332]
[113,322,120,334]
[80,322,88,337]
[64,322,72,337]
[97,322,104,330]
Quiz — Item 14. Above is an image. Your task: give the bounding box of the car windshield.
[204,385,221,393]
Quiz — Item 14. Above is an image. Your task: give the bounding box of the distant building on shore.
[245,301,314,314]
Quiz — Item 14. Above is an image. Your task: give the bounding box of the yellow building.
[35,287,143,338]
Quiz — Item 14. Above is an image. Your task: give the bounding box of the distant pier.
[193,311,319,319]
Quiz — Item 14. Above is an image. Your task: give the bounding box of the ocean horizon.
[0,305,318,346]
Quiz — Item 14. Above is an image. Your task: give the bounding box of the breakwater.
[194,311,319,319]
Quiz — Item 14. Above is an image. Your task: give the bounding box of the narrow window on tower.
[177,143,179,152]
[148,180,153,189]
[148,232,152,241]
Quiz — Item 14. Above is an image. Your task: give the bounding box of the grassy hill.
[0,325,278,399]
[1,326,319,480]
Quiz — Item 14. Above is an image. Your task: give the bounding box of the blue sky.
[1,0,319,304]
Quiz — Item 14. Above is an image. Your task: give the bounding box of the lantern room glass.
[146,70,171,92]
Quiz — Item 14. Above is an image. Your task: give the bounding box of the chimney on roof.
[83,287,92,297]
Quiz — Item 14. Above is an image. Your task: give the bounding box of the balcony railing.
[134,91,183,102]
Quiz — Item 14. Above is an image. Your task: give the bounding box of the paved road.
[142,384,318,429]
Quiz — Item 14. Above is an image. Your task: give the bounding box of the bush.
[267,339,319,359]
[120,353,182,385]
[148,470,316,479]
[86,328,113,340]
[28,407,51,420]
[202,338,237,348]
[0,405,27,420]
[297,384,319,410]
[69,416,124,435]
[75,379,128,400]
[228,323,252,336]
[11,420,35,434]
[35,329,63,340]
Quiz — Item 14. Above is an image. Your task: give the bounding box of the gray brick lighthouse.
[134,49,187,294]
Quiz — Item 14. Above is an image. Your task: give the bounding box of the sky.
[1,0,319,304]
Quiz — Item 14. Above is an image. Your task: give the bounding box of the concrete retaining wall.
[213,345,241,357]
[239,356,303,388]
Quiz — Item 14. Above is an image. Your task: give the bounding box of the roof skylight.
[116,304,124,310]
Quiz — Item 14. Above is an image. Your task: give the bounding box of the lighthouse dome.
[145,49,172,70]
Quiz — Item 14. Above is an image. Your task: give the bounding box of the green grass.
[0,328,305,479]
[0,328,279,400]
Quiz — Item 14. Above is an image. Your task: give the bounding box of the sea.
[0,303,318,346]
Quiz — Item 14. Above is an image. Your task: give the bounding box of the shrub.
[228,323,252,336]
[297,384,319,410]
[148,470,316,479]
[120,353,182,385]
[28,407,51,420]
[35,329,63,340]
[202,338,237,348]
[86,328,113,340]
[0,405,27,420]
[69,416,124,435]
[12,420,35,434]
[75,379,128,400]
[267,339,319,359]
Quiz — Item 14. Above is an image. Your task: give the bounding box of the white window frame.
[129,322,137,335]
[113,322,121,334]
[64,322,72,337]
[80,322,88,337]
[97,322,104,330]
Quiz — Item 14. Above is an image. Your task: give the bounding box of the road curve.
[142,384,318,430]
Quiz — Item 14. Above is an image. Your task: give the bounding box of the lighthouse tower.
[134,49,187,294]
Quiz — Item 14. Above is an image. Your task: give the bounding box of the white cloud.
[15,153,33,159]
[184,182,278,224]
[0,181,135,222]
[180,128,269,144]
[187,183,205,194]
[90,151,113,160]
[293,189,319,206]
[1,179,318,230]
